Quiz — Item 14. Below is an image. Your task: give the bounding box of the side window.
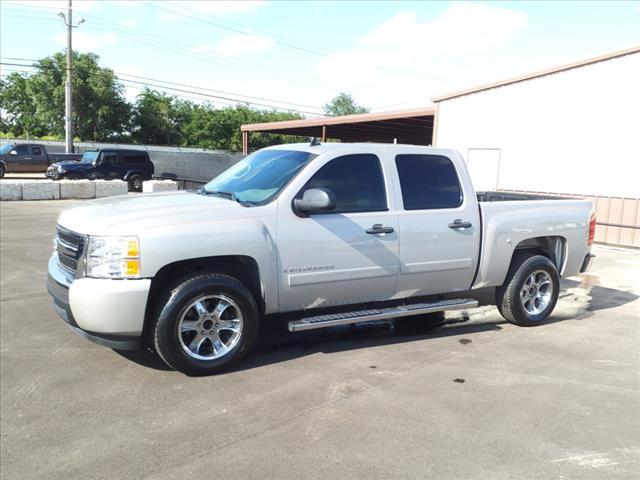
[31,146,43,156]
[122,153,147,166]
[303,154,387,213]
[15,145,29,155]
[395,154,463,210]
[101,153,118,165]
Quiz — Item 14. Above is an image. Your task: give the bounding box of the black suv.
[46,149,155,191]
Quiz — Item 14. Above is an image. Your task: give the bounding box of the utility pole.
[58,1,84,153]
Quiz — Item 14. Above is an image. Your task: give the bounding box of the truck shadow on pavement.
[116,278,638,373]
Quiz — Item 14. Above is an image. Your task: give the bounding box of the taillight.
[588,214,596,246]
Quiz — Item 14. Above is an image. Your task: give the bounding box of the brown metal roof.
[432,45,640,102]
[240,107,436,145]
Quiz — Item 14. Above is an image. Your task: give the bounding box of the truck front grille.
[56,226,87,278]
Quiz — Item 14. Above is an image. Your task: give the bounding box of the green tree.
[0,73,51,139]
[179,104,305,151]
[323,92,369,116]
[131,89,191,145]
[0,52,129,141]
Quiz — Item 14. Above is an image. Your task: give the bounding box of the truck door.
[393,153,480,297]
[29,145,47,172]
[95,152,120,179]
[8,144,30,172]
[276,153,400,312]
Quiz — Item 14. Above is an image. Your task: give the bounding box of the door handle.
[448,219,472,229]
[366,224,394,234]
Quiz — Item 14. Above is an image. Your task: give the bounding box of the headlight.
[86,236,141,279]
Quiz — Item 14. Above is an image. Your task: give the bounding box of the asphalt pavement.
[1,200,639,479]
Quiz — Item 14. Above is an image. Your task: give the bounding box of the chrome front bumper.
[47,255,151,350]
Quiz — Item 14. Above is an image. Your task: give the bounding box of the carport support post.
[242,131,249,155]
[322,125,327,142]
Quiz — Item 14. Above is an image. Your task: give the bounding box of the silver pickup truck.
[47,143,595,375]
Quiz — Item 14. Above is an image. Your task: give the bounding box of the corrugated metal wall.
[499,190,640,248]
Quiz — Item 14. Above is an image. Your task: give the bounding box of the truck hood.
[51,160,87,168]
[57,191,257,236]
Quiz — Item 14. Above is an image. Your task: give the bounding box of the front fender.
[138,214,279,314]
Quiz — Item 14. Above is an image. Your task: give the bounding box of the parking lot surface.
[1,200,639,480]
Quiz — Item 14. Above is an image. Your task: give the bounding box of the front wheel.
[0,164,5,178]
[152,273,260,375]
[496,254,560,326]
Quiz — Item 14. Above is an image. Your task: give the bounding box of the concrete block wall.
[21,180,59,200]
[95,180,128,198]
[59,180,96,199]
[0,180,22,201]
[142,180,179,193]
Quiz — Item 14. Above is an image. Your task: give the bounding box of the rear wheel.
[152,273,260,375]
[128,174,143,192]
[496,254,559,326]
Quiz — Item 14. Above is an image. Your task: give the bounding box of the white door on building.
[467,148,501,191]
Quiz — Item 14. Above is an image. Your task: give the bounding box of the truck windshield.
[81,151,99,163]
[203,150,315,204]
[0,144,15,155]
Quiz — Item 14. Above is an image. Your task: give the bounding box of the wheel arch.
[123,169,144,181]
[143,255,265,340]
[511,235,567,275]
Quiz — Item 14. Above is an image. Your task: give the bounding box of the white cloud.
[195,34,274,56]
[53,31,117,52]
[313,2,528,109]
[359,3,528,54]
[156,1,267,22]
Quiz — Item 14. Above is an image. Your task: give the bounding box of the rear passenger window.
[101,153,118,165]
[122,153,147,166]
[31,146,43,156]
[303,154,387,213]
[395,154,462,210]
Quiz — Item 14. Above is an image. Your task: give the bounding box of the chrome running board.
[288,298,478,332]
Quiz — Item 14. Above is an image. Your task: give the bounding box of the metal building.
[240,46,640,246]
[432,46,640,246]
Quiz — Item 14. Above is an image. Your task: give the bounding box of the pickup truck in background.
[46,149,155,191]
[0,143,82,177]
[47,143,595,375]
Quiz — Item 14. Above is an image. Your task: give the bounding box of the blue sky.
[1,0,638,117]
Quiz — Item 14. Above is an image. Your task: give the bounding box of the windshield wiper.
[200,189,253,207]
[206,190,237,201]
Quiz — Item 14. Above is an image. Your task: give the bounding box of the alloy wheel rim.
[520,270,553,316]
[177,294,243,361]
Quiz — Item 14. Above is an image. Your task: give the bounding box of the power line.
[6,2,454,83]
[2,56,324,110]
[2,5,347,92]
[0,61,325,116]
[155,0,454,83]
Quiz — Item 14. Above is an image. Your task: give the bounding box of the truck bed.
[477,191,566,202]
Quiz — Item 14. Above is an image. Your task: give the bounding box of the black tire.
[152,273,260,375]
[66,172,83,180]
[496,253,560,326]
[128,174,143,192]
[0,164,5,178]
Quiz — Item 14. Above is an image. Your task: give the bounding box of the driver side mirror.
[9,150,17,156]
[294,188,336,214]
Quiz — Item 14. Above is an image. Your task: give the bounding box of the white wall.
[435,52,640,198]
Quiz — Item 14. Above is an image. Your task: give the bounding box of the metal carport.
[240,107,435,154]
